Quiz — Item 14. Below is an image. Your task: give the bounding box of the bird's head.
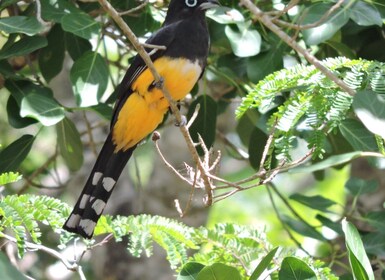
[165,0,220,22]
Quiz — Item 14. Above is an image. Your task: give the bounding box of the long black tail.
[63,133,135,238]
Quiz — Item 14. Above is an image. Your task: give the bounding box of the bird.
[63,0,219,238]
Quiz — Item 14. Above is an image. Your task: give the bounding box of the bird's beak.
[199,0,220,10]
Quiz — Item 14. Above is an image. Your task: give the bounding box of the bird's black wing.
[110,23,178,128]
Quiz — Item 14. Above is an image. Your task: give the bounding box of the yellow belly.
[112,57,202,152]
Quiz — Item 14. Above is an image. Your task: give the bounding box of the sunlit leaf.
[196,263,242,280]
[20,93,65,126]
[250,247,279,280]
[70,51,109,107]
[342,219,374,280]
[302,3,350,45]
[278,257,317,280]
[225,22,261,57]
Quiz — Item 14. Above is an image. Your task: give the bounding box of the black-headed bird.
[63,0,219,238]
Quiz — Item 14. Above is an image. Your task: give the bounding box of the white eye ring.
[185,0,197,7]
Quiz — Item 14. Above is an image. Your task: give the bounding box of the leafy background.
[0,0,385,279]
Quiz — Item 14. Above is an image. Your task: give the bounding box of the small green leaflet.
[0,172,22,185]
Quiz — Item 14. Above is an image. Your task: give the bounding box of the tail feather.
[63,133,135,238]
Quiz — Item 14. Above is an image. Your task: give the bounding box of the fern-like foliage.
[0,194,70,256]
[236,57,385,160]
[0,194,339,278]
[0,172,22,185]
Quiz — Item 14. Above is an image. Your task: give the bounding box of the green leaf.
[61,12,101,40]
[225,22,261,57]
[339,119,378,152]
[0,172,22,185]
[187,95,217,156]
[345,177,378,196]
[363,211,385,231]
[40,0,80,22]
[278,257,317,280]
[250,247,279,280]
[56,118,84,171]
[290,194,336,212]
[324,40,356,59]
[20,93,65,126]
[7,95,38,129]
[315,215,343,235]
[289,151,384,173]
[0,135,35,173]
[70,51,109,107]
[0,16,44,35]
[38,24,65,82]
[0,251,27,280]
[349,1,383,27]
[64,31,92,61]
[248,127,268,169]
[246,34,284,83]
[196,263,242,280]
[89,103,113,120]
[281,215,326,241]
[236,112,257,146]
[342,219,374,280]
[362,232,385,257]
[0,36,47,60]
[302,3,350,45]
[178,262,205,280]
[353,90,385,139]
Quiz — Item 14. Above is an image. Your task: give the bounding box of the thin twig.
[272,0,345,30]
[152,132,192,185]
[1,233,80,272]
[118,0,148,16]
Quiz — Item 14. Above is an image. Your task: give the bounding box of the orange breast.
[112,57,202,152]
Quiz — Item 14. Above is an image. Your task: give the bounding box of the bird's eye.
[185,0,197,7]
